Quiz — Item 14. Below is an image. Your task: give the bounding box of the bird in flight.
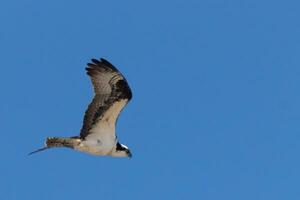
[30,58,133,158]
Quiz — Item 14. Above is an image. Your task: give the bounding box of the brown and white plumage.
[29,58,133,158]
[80,58,132,138]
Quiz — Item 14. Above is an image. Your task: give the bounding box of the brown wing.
[79,58,132,139]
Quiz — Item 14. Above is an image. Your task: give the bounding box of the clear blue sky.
[0,0,299,199]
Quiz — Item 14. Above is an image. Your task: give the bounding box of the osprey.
[30,58,132,158]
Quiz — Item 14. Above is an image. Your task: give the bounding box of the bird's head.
[112,143,132,158]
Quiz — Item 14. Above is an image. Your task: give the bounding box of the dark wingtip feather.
[86,63,100,76]
[100,58,118,71]
[87,63,97,67]
[87,57,119,74]
[86,67,97,76]
[100,58,109,63]
[100,58,112,66]
[91,58,101,64]
[88,58,112,71]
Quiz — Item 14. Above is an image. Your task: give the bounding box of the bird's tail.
[46,137,73,148]
[29,137,81,155]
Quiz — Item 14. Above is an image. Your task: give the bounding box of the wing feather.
[79,58,132,139]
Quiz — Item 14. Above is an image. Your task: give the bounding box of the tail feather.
[29,137,80,155]
[46,137,72,148]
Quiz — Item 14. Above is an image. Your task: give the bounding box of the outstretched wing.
[79,58,132,139]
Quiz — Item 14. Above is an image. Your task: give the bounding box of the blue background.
[1,0,299,199]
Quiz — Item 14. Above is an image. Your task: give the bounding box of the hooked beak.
[127,151,132,158]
